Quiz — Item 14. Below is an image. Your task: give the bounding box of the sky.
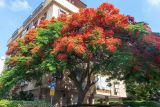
[0,0,160,58]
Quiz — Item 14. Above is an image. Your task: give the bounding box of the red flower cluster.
[24,57,32,65]
[51,2,130,60]
[6,12,57,66]
[57,54,68,61]
[38,18,55,28]
[143,33,160,50]
[38,20,50,28]
[58,14,67,22]
[133,65,141,71]
[6,38,23,55]
[9,57,18,64]
[52,35,86,56]
[31,46,40,54]
[24,29,37,42]
[105,38,121,52]
[98,3,119,14]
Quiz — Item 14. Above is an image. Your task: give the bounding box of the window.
[21,29,27,37]
[96,85,100,90]
[41,12,47,20]
[33,20,38,28]
[114,88,118,95]
[58,9,66,16]
[114,82,120,95]
[26,26,29,31]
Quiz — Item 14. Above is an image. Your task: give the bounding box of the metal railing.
[32,2,44,16]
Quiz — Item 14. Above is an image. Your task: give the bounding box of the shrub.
[12,91,34,101]
[0,100,50,107]
[109,101,122,106]
[123,101,160,107]
[0,100,22,107]
[67,104,110,107]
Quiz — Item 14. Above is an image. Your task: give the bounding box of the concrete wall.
[0,57,5,75]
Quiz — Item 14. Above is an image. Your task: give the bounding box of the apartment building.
[7,0,86,46]
[94,75,126,103]
[8,0,127,106]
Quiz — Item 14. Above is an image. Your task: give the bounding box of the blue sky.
[0,0,160,57]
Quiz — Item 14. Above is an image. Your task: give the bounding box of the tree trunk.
[77,91,86,105]
[68,61,97,105]
[39,85,42,99]
[39,78,43,99]
[89,93,94,104]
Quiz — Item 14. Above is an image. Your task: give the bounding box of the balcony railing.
[32,2,44,16]
[23,15,32,26]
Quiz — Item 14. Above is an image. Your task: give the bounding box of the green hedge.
[0,100,50,107]
[0,100,21,107]
[123,101,160,107]
[108,101,160,107]
[1,100,159,107]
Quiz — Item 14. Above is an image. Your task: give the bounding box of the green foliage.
[0,70,23,98]
[37,21,63,43]
[21,45,29,54]
[0,100,22,107]
[127,23,148,35]
[123,101,160,107]
[47,21,63,38]
[0,100,50,107]
[108,101,160,107]
[41,58,57,73]
[35,21,64,73]
[101,47,135,80]
[12,91,34,101]
[126,80,160,101]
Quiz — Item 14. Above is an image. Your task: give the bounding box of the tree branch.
[84,75,99,92]
[68,68,82,91]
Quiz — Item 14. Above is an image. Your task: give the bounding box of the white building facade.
[0,57,5,75]
[94,75,127,103]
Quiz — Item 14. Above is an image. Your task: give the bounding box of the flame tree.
[1,3,160,104]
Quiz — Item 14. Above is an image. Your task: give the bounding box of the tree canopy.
[1,2,160,103]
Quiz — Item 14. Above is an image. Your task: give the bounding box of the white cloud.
[10,0,31,11]
[143,0,160,14]
[0,0,5,8]
[147,0,160,7]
